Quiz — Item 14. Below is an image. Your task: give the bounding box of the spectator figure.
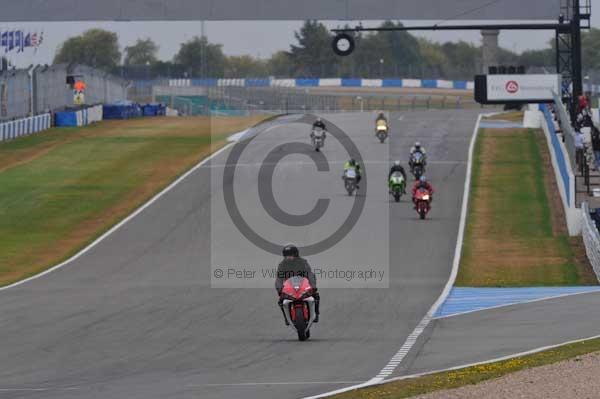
[592,127,600,171]
[592,208,600,233]
[578,94,590,114]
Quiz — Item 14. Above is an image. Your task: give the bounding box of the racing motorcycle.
[311,127,326,152]
[375,121,388,143]
[388,172,405,202]
[414,187,432,220]
[280,276,317,341]
[410,152,426,180]
[343,168,358,196]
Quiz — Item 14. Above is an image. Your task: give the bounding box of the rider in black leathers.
[276,244,320,324]
[312,117,326,131]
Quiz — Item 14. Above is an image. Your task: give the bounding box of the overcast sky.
[5,8,600,68]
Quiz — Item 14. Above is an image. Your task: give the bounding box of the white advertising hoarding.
[487,74,560,102]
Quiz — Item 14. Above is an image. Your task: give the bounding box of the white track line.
[377,332,600,385]
[0,142,235,293]
[303,114,483,399]
[0,388,79,392]
[191,381,363,387]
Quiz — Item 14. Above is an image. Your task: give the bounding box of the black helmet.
[349,159,357,166]
[282,244,299,257]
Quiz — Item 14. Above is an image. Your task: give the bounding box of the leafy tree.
[582,28,600,70]
[439,41,480,79]
[54,29,121,71]
[124,38,159,66]
[289,20,339,77]
[417,38,448,78]
[225,55,268,77]
[268,51,294,77]
[174,36,226,77]
[518,48,554,68]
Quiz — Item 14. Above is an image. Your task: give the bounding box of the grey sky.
[4,7,600,69]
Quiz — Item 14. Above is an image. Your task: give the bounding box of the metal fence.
[0,69,30,120]
[0,64,128,122]
[203,86,477,114]
[581,202,600,282]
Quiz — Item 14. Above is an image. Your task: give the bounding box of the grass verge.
[456,126,596,286]
[0,115,266,286]
[331,337,600,399]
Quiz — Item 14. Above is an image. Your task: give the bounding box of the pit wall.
[538,104,580,235]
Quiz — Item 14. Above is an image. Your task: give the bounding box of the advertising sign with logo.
[486,74,560,102]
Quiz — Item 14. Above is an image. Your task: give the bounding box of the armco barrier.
[103,103,143,120]
[54,105,104,127]
[582,202,600,282]
[0,113,51,142]
[168,78,475,89]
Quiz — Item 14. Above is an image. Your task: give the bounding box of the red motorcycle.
[414,188,432,219]
[280,276,317,341]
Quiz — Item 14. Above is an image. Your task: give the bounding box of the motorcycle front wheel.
[294,306,308,341]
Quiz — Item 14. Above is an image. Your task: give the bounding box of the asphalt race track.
[0,110,480,399]
[401,290,600,376]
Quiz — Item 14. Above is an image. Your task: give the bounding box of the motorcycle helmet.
[420,176,427,183]
[415,141,421,149]
[282,244,299,258]
[394,160,401,167]
[349,159,357,166]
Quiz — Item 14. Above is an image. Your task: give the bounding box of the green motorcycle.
[389,172,406,203]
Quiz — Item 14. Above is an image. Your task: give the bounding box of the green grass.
[456,127,595,286]
[332,337,600,399]
[0,116,263,286]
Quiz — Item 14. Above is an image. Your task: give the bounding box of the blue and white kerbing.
[168,78,474,90]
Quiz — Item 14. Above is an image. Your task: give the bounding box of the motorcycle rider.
[310,117,327,143]
[388,160,407,193]
[411,176,434,208]
[409,141,427,173]
[312,117,326,131]
[376,111,388,126]
[343,158,362,189]
[276,244,320,324]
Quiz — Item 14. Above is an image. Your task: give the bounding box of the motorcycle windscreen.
[345,169,357,179]
[390,172,404,182]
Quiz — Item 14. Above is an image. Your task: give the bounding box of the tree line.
[52,21,600,80]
